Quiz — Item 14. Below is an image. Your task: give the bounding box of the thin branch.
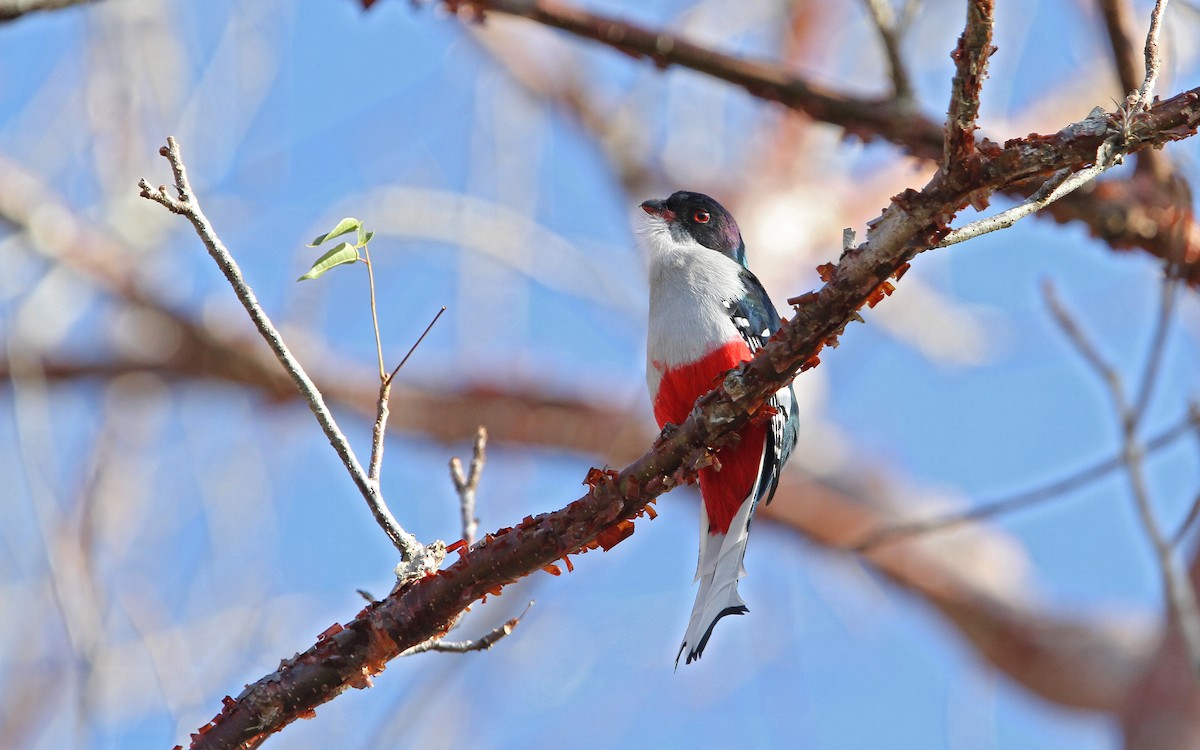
[1132,0,1171,110]
[853,408,1200,550]
[1174,493,1200,547]
[138,137,430,570]
[1044,281,1200,677]
[1168,405,1200,546]
[386,306,446,385]
[369,379,391,482]
[943,0,995,171]
[897,0,922,31]
[364,247,386,381]
[450,426,488,546]
[1131,275,1180,425]
[401,601,531,656]
[368,306,446,481]
[1098,0,1176,178]
[937,132,1121,248]
[861,0,914,101]
[1043,281,1125,397]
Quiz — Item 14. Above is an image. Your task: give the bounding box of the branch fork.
[139,138,427,571]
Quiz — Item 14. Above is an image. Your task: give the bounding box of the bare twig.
[861,0,914,101]
[1175,493,1200,547]
[1044,281,1200,677]
[1132,0,1171,110]
[1131,276,1180,424]
[1043,282,1124,390]
[138,137,431,570]
[1097,0,1176,178]
[450,426,487,546]
[386,306,446,386]
[853,407,1200,549]
[368,306,446,481]
[401,601,531,656]
[364,246,387,381]
[937,129,1121,248]
[943,0,995,171]
[369,378,391,483]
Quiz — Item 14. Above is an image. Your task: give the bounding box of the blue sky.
[1,2,1198,749]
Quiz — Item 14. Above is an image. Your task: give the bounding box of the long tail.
[675,494,757,667]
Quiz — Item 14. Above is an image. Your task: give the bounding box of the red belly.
[652,341,766,534]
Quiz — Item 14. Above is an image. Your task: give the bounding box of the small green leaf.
[308,217,362,247]
[356,229,375,248]
[297,242,359,281]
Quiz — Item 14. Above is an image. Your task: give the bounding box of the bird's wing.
[724,269,799,505]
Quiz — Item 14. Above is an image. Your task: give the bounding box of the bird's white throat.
[639,219,748,384]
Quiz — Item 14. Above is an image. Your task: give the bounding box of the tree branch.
[1132,0,1171,111]
[137,138,431,572]
[369,306,446,482]
[860,0,914,101]
[943,0,994,171]
[401,600,529,656]
[449,426,487,547]
[936,131,1119,248]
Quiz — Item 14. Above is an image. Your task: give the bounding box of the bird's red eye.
[693,210,710,224]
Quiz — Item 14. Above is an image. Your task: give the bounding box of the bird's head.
[639,191,746,267]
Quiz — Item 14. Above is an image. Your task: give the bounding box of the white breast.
[640,222,747,394]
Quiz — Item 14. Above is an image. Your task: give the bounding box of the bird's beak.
[640,199,675,221]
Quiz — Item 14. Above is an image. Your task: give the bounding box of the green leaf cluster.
[298,217,376,281]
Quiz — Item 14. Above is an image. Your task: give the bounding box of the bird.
[638,190,799,666]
